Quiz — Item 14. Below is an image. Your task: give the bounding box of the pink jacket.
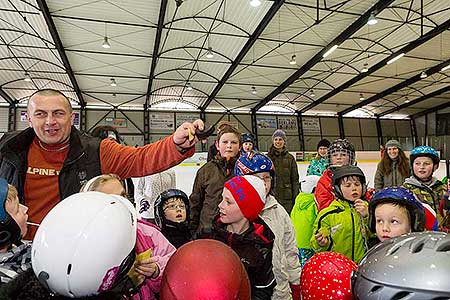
[133,220,176,300]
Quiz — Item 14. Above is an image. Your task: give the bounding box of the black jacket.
[161,221,192,249]
[204,216,276,300]
[0,126,101,204]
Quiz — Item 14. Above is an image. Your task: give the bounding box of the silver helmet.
[352,231,450,299]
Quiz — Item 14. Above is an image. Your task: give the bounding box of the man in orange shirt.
[0,89,204,239]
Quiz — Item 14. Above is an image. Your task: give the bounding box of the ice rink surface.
[171,158,448,196]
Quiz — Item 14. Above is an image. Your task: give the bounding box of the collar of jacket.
[404,175,442,189]
[269,145,287,156]
[1,126,85,164]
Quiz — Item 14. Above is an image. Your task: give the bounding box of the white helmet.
[300,175,321,194]
[32,191,137,298]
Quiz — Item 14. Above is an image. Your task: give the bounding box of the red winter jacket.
[314,169,334,212]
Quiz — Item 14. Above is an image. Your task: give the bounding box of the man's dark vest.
[0,126,101,204]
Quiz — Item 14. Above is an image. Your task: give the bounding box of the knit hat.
[317,139,331,150]
[385,139,401,149]
[272,129,287,142]
[224,175,266,221]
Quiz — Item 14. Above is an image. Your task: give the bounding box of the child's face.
[242,142,253,153]
[387,147,399,160]
[375,203,411,242]
[318,146,328,158]
[413,157,435,181]
[96,179,127,198]
[272,137,285,149]
[253,172,271,197]
[163,197,187,223]
[330,150,350,166]
[216,133,240,158]
[6,196,28,237]
[219,188,245,224]
[339,176,362,202]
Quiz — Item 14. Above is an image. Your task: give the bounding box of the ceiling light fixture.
[323,44,338,58]
[361,62,369,73]
[359,93,364,101]
[404,96,410,103]
[420,71,427,79]
[249,0,261,7]
[310,90,315,97]
[387,53,404,65]
[206,46,214,59]
[441,65,450,72]
[186,82,193,90]
[110,78,117,87]
[367,12,378,25]
[289,54,296,65]
[102,23,111,49]
[112,93,116,98]
[251,86,257,95]
[24,72,32,82]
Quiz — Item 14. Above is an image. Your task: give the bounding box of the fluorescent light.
[367,12,378,25]
[110,78,117,87]
[310,90,315,97]
[359,93,364,101]
[323,45,338,58]
[361,62,369,73]
[251,86,257,95]
[186,82,193,90]
[24,72,32,82]
[206,47,214,58]
[441,65,450,72]
[420,71,427,79]
[387,53,404,65]
[102,36,111,49]
[250,0,261,7]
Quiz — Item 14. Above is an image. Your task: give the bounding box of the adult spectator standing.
[134,169,176,222]
[90,125,135,203]
[0,89,203,239]
[374,139,410,191]
[267,129,299,213]
[306,139,330,176]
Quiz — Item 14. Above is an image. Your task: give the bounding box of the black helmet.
[154,189,189,229]
[332,165,366,201]
[352,232,450,300]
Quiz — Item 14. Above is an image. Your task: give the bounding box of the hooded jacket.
[207,216,276,300]
[267,146,299,213]
[374,159,410,191]
[189,156,236,234]
[311,199,368,263]
[260,195,301,300]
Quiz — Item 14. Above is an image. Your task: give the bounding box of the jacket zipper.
[351,207,355,261]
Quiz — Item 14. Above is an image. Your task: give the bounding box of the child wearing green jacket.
[311,165,369,263]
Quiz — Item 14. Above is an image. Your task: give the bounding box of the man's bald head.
[28,89,73,113]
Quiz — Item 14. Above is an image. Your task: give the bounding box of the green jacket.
[291,192,317,249]
[311,199,368,263]
[306,156,328,176]
[267,146,299,213]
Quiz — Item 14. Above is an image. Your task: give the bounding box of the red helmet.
[301,252,357,300]
[161,239,250,300]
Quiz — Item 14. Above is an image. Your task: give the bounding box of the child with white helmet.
[80,174,176,300]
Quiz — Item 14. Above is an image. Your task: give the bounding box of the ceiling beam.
[200,0,285,111]
[410,100,450,119]
[145,0,168,110]
[300,18,450,113]
[379,85,450,117]
[252,0,395,112]
[0,87,15,105]
[37,0,85,107]
[339,58,450,116]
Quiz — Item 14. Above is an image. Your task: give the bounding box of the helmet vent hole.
[387,244,401,256]
[67,264,72,275]
[436,241,450,252]
[411,241,425,253]
[369,285,382,293]
[392,291,412,299]
[110,201,116,204]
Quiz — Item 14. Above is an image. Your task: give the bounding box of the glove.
[290,283,301,300]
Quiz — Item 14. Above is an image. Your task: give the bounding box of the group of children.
[0,123,448,299]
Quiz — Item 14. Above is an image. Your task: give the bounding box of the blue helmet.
[242,133,255,144]
[234,151,275,177]
[368,186,425,232]
[409,146,440,166]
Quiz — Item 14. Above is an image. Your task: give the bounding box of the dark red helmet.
[161,239,250,300]
[301,252,357,300]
